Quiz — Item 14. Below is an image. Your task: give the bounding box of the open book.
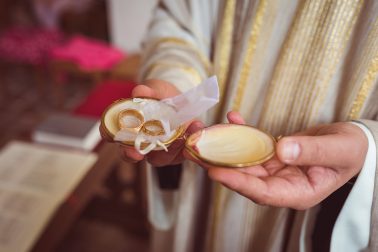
[0,141,98,252]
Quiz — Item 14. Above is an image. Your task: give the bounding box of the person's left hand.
[183,112,369,210]
[119,79,204,167]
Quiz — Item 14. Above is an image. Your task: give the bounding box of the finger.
[207,167,273,205]
[142,79,181,99]
[186,120,205,134]
[260,156,286,175]
[235,166,270,177]
[122,145,144,162]
[120,152,138,163]
[276,132,366,169]
[132,84,156,98]
[207,167,318,209]
[227,111,245,124]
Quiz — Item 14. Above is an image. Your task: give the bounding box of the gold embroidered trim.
[287,0,335,131]
[144,62,202,84]
[147,37,211,74]
[258,0,363,135]
[268,0,333,133]
[232,0,267,111]
[209,0,237,251]
[257,0,314,133]
[213,0,236,102]
[348,56,378,119]
[306,0,363,127]
[348,18,378,119]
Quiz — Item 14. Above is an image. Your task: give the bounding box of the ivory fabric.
[359,120,378,252]
[139,0,378,251]
[327,122,376,252]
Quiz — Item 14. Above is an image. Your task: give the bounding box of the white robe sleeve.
[139,0,217,232]
[139,0,217,92]
[330,122,377,251]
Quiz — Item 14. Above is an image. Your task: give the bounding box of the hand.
[184,111,368,210]
[121,79,204,166]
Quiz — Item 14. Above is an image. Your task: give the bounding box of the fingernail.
[282,141,300,162]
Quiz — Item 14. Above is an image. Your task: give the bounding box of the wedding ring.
[117,109,144,132]
[142,120,166,136]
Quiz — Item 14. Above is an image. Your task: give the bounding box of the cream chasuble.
[139,0,378,251]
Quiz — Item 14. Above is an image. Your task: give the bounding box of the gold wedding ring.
[142,120,166,136]
[118,109,144,131]
[100,98,186,149]
[118,109,166,136]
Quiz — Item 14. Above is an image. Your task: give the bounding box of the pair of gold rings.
[117,109,166,136]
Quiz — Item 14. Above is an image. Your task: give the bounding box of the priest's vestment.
[139,0,378,251]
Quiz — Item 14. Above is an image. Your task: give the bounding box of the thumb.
[134,79,181,100]
[227,111,245,124]
[276,134,352,168]
[186,120,205,134]
[132,84,156,98]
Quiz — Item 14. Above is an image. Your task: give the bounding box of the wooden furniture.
[28,141,148,251]
[30,142,122,252]
[1,103,148,251]
[50,59,106,107]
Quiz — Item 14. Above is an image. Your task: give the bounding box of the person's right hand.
[184,111,368,210]
[120,79,204,167]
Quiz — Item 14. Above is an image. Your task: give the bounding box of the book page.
[0,141,98,252]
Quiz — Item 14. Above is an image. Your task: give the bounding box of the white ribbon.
[114,76,220,154]
[135,135,169,155]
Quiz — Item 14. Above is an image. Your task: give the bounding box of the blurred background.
[0,0,158,251]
